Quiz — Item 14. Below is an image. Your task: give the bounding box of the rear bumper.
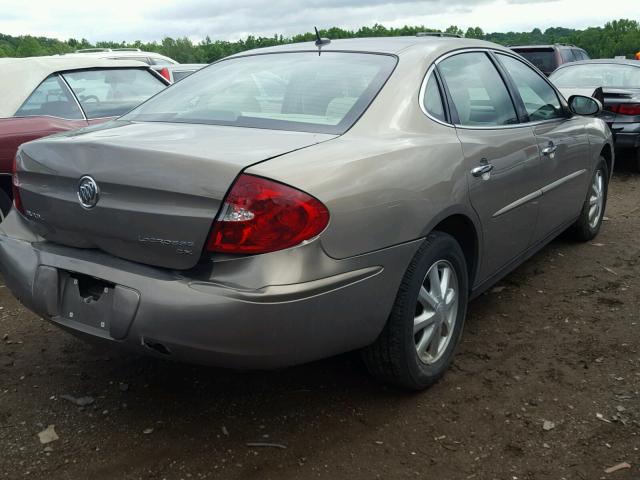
[610,122,640,149]
[0,218,418,369]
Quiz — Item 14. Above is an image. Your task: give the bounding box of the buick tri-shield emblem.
[77,176,100,209]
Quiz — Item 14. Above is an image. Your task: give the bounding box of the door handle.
[471,163,494,177]
[541,142,558,156]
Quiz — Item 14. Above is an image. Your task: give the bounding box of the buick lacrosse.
[2,36,613,390]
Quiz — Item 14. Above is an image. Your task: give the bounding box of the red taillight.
[606,103,640,116]
[11,156,24,214]
[207,174,330,254]
[158,67,171,82]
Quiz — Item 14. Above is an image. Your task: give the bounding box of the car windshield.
[122,52,397,134]
[550,63,640,89]
[513,48,556,73]
[61,68,166,119]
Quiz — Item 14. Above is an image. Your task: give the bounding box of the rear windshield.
[62,68,166,119]
[122,52,397,134]
[513,48,557,73]
[551,63,640,89]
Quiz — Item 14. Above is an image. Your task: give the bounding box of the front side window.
[61,68,166,119]
[498,54,564,122]
[122,52,397,135]
[438,52,518,127]
[15,75,83,119]
[422,72,446,122]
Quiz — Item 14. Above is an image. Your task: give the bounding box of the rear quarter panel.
[247,48,477,260]
[585,117,614,173]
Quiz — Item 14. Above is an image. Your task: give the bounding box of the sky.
[0,0,634,43]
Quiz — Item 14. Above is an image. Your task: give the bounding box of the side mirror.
[568,95,602,116]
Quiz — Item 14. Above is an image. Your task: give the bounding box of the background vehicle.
[154,64,208,83]
[550,59,640,170]
[510,44,590,76]
[0,56,169,217]
[67,48,177,66]
[2,37,613,390]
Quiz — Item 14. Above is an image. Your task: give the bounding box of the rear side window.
[61,68,165,119]
[497,54,563,122]
[438,52,518,127]
[122,52,397,135]
[15,75,84,120]
[422,72,446,122]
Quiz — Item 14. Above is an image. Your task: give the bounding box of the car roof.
[510,44,579,50]
[159,64,208,70]
[554,58,640,69]
[0,56,150,118]
[228,36,507,58]
[64,50,176,63]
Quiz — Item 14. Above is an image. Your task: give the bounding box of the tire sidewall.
[401,233,469,388]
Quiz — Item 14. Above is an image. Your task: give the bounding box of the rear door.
[496,53,590,241]
[437,51,541,284]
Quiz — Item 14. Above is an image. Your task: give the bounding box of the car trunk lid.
[16,121,335,269]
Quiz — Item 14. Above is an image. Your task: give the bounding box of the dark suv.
[510,44,590,76]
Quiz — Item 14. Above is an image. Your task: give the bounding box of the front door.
[494,53,591,241]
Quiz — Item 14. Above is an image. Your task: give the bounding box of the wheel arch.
[429,212,480,290]
[599,143,613,178]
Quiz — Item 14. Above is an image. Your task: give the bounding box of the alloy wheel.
[414,260,459,365]
[588,169,604,230]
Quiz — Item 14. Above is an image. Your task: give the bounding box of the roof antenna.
[314,26,330,54]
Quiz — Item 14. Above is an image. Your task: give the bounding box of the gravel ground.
[1,158,639,480]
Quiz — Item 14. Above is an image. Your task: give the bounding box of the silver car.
[1,36,613,390]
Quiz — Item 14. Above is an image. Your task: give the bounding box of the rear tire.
[0,188,11,221]
[634,148,640,173]
[362,232,469,391]
[571,158,608,242]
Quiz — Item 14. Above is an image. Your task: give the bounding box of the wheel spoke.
[414,310,437,335]
[440,267,451,299]
[418,285,439,310]
[597,174,603,194]
[426,324,443,357]
[444,287,457,307]
[428,266,442,300]
[416,325,437,356]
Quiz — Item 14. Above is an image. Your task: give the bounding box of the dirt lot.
[1,159,639,480]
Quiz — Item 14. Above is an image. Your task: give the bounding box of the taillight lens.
[11,156,24,214]
[606,103,640,116]
[159,67,171,82]
[207,174,329,254]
